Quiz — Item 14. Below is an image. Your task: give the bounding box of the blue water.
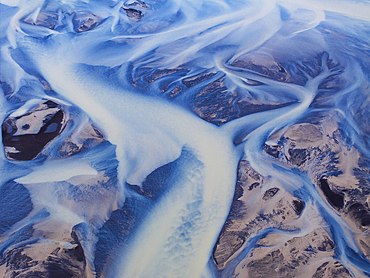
[1,0,370,277]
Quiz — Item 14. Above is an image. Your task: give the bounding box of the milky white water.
[1,0,370,277]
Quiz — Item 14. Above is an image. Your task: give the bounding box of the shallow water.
[1,0,370,277]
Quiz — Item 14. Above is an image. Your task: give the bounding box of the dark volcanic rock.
[213,232,245,266]
[23,5,102,33]
[213,160,305,269]
[288,148,308,166]
[271,121,365,215]
[22,10,58,30]
[213,182,246,266]
[348,203,370,227]
[246,249,289,278]
[263,143,280,158]
[213,160,263,267]
[191,75,292,126]
[5,249,35,270]
[230,58,301,84]
[73,12,102,33]
[320,179,344,209]
[319,178,344,210]
[2,100,65,160]
[262,187,280,201]
[214,118,370,276]
[58,122,105,157]
[182,72,216,88]
[292,200,305,215]
[312,260,353,278]
[1,229,87,278]
[123,8,143,21]
[235,229,344,278]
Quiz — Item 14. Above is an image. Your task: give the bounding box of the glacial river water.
[1,0,370,277]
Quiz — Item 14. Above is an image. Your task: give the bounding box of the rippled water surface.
[1,0,370,277]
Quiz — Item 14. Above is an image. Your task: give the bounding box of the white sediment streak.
[23,42,239,277]
[15,158,98,184]
[3,0,370,277]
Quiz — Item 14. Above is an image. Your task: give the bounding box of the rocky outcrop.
[234,229,351,278]
[0,227,87,278]
[213,160,306,269]
[2,101,65,160]
[214,117,368,276]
